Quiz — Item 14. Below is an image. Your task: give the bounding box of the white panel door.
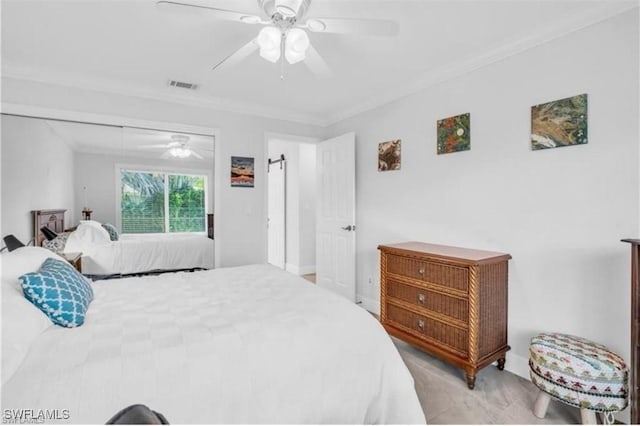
[316,132,356,301]
[268,161,286,269]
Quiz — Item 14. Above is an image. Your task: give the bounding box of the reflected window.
[120,169,206,234]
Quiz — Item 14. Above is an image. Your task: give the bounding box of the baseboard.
[285,264,315,275]
[357,295,379,315]
[285,263,299,275]
[503,351,530,381]
[298,265,315,275]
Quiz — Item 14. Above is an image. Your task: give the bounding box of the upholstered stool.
[529,332,628,424]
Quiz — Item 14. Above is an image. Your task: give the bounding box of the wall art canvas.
[230,156,255,187]
[378,139,401,171]
[531,93,588,150]
[437,113,470,155]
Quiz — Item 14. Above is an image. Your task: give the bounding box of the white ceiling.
[2,0,637,126]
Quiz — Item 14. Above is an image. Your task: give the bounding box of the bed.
[1,246,426,424]
[32,210,214,277]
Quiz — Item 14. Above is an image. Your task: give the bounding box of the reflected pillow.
[74,223,111,244]
[102,223,119,241]
[42,232,70,254]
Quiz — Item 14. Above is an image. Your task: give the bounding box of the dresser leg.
[497,357,506,371]
[466,373,476,389]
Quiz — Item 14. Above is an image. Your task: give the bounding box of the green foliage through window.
[120,170,206,234]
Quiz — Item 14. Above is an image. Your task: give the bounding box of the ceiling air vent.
[168,80,198,90]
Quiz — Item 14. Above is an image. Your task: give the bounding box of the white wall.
[326,9,639,385]
[1,81,324,267]
[74,151,214,228]
[268,138,316,274]
[298,143,317,272]
[1,115,76,243]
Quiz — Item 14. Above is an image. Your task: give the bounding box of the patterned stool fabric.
[529,332,628,413]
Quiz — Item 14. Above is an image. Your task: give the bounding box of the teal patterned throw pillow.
[102,223,119,241]
[19,258,94,327]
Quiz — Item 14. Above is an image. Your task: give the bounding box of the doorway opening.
[267,137,317,275]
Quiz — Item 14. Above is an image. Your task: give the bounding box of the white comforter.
[65,233,214,275]
[2,265,425,424]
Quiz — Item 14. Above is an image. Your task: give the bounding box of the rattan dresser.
[379,241,511,389]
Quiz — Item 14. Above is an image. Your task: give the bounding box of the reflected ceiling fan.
[157,0,399,78]
[139,134,211,159]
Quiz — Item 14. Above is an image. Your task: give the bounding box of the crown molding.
[324,1,639,126]
[1,102,219,137]
[1,63,326,127]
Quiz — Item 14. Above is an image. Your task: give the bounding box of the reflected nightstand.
[62,252,82,273]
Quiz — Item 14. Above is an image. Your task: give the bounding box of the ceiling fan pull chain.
[280,32,286,80]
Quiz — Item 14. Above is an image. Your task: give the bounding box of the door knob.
[341,225,356,231]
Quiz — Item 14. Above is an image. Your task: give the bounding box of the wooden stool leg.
[533,390,551,418]
[580,409,597,424]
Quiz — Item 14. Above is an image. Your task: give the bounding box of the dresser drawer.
[386,304,468,357]
[386,279,468,322]
[386,254,469,292]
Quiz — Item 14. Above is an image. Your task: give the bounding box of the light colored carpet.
[392,337,582,424]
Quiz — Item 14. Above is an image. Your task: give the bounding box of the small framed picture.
[437,113,470,155]
[378,139,401,171]
[230,156,254,187]
[531,94,588,150]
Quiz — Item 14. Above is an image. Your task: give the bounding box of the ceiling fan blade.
[156,1,267,24]
[302,18,399,37]
[212,38,259,71]
[138,144,169,149]
[190,149,204,160]
[304,44,331,79]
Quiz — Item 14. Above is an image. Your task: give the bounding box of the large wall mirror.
[0,114,215,256]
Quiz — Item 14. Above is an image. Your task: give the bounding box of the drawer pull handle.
[417,319,425,331]
[418,267,425,276]
[417,293,426,305]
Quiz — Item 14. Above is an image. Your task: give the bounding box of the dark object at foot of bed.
[106,404,169,424]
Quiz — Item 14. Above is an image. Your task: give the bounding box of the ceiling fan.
[157,0,399,78]
[139,134,212,159]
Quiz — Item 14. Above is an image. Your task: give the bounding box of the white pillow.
[1,246,66,289]
[64,223,111,253]
[79,220,103,229]
[1,279,53,384]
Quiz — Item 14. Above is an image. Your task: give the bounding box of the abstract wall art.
[531,93,588,150]
[437,113,470,155]
[230,156,255,187]
[378,139,401,171]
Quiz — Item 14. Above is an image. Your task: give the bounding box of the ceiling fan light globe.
[285,50,305,64]
[170,147,191,158]
[285,28,309,64]
[257,26,282,63]
[260,47,281,63]
[257,26,281,51]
